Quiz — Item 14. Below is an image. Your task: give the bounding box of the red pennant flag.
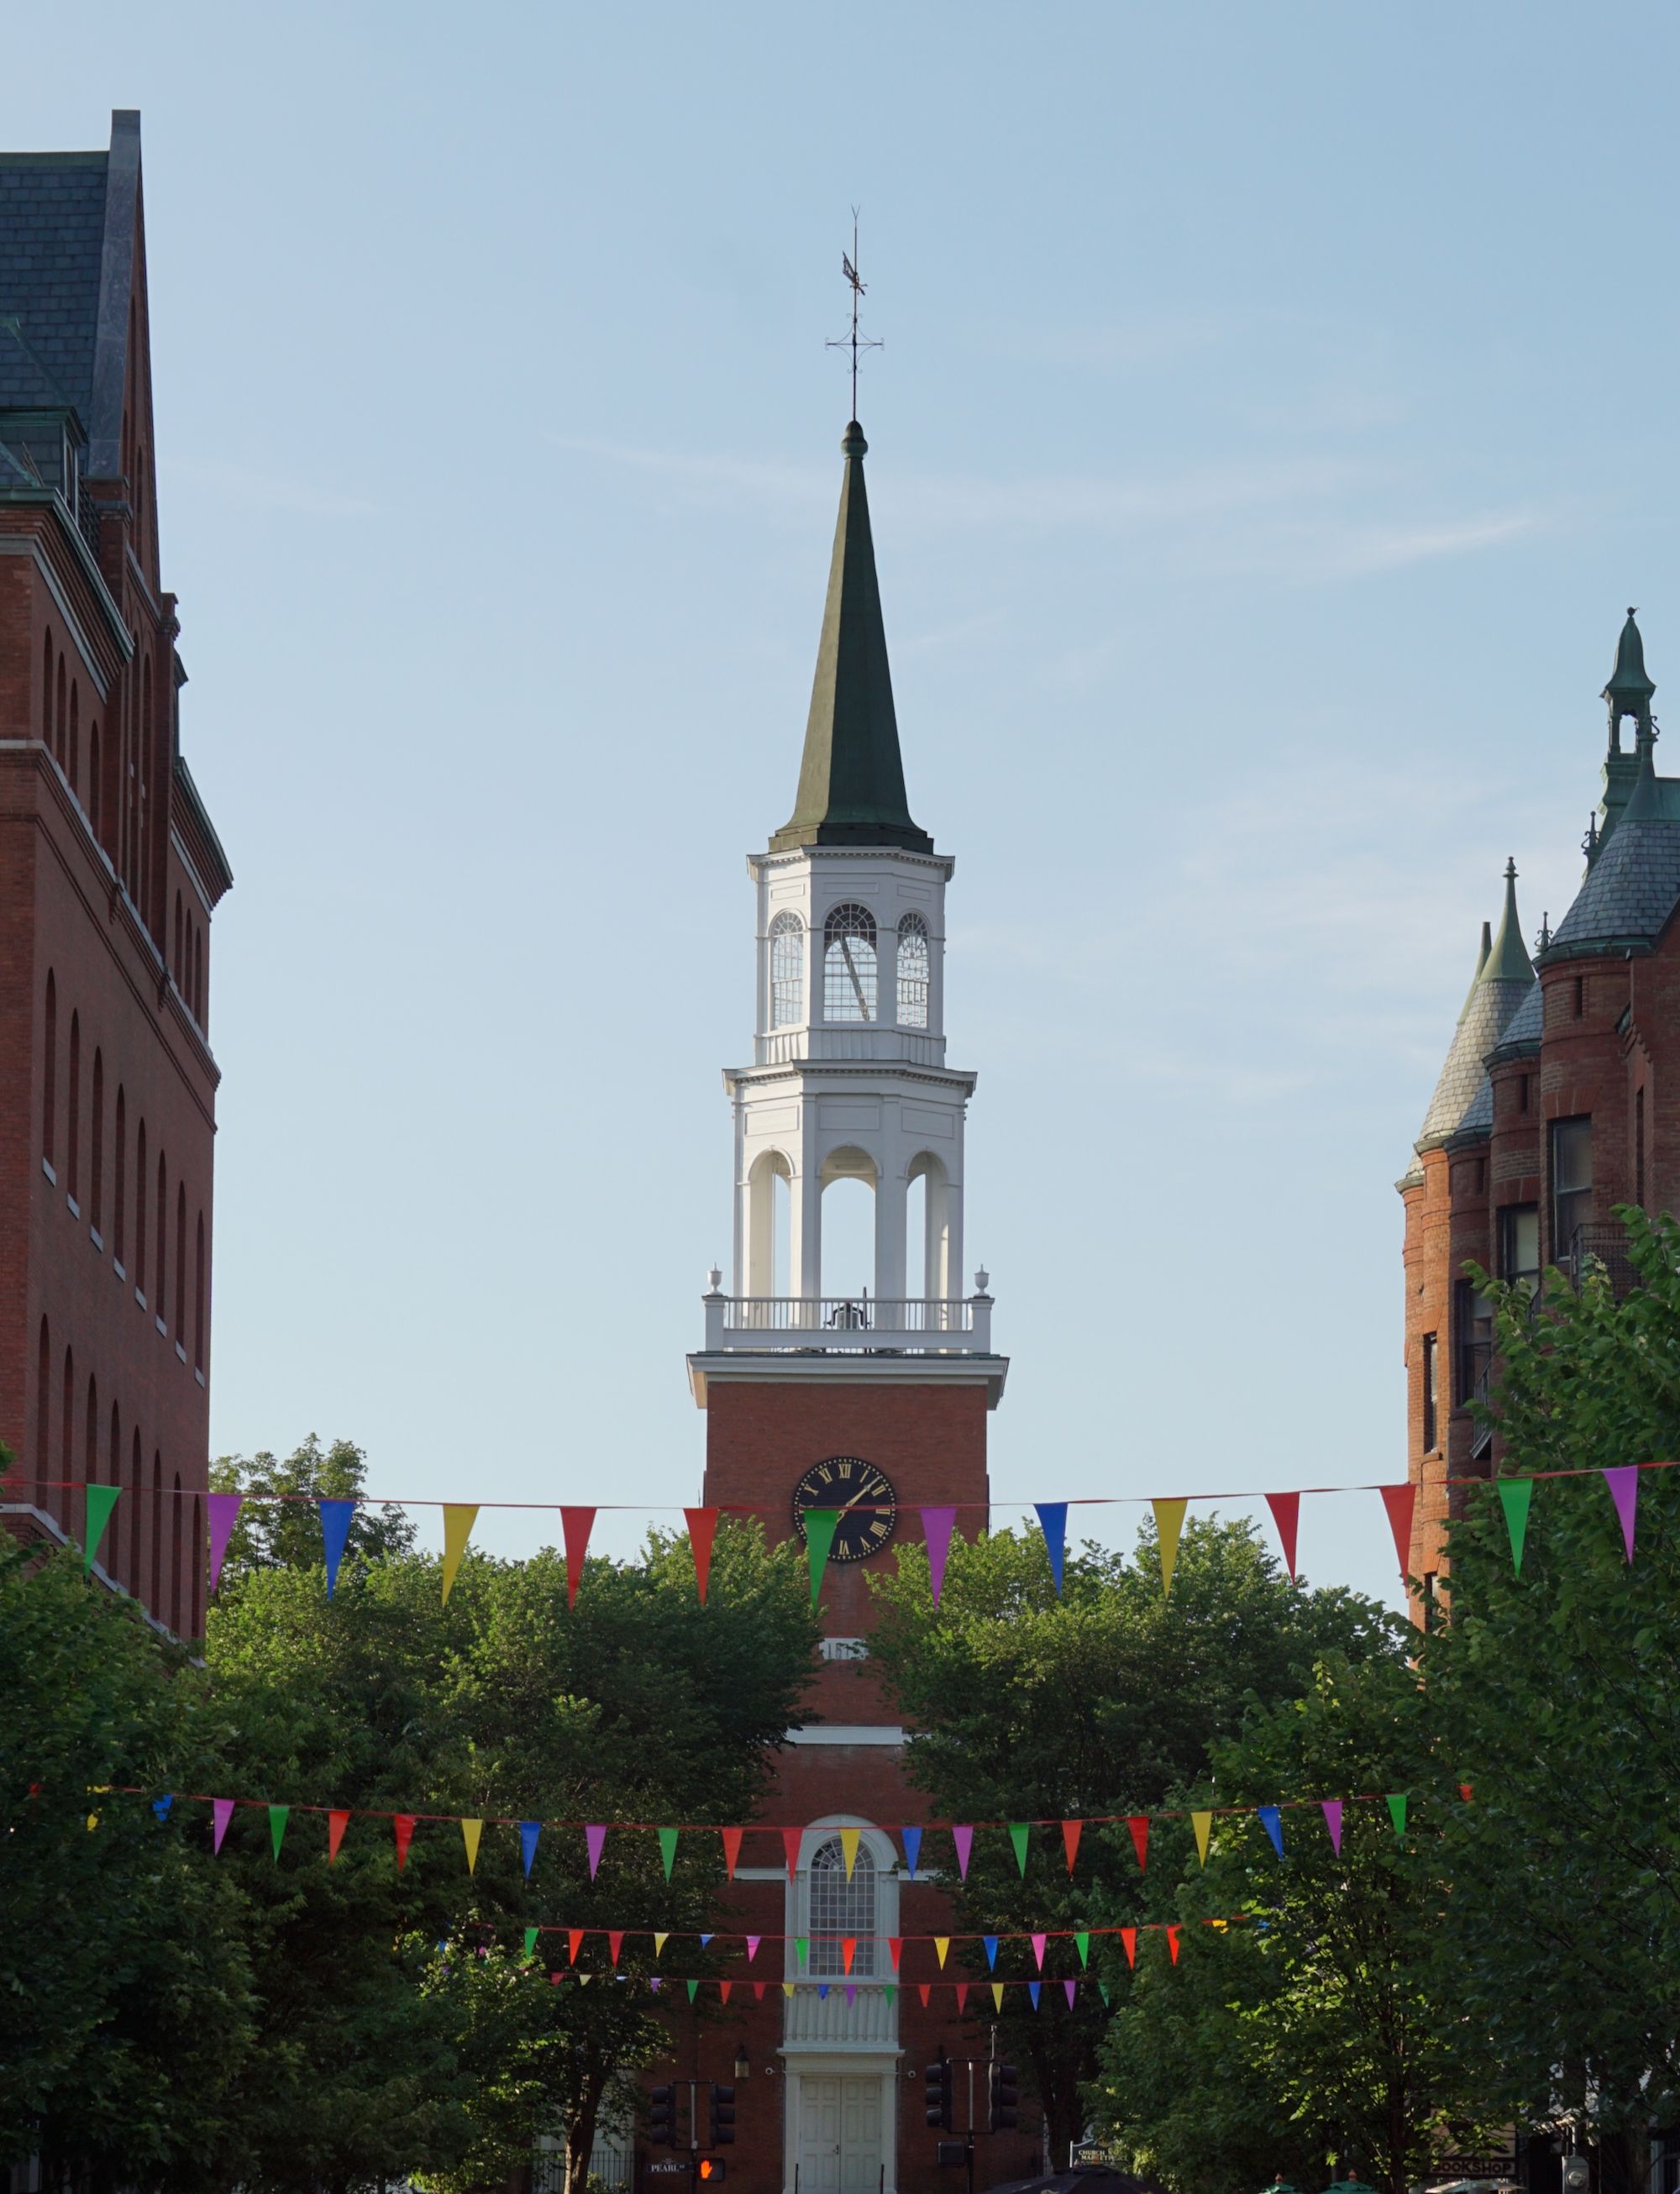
[1378,1483,1415,1585]
[561,1508,596,1609]
[685,1507,719,1604]
[569,1929,585,1964]
[954,1982,969,2012]
[721,1827,743,1879]
[1265,1491,1300,1582]
[888,1938,903,1971]
[328,1809,350,1863]
[753,1981,765,2001]
[393,1815,416,1871]
[917,1983,932,2008]
[842,1937,857,1975]
[782,1827,802,1881]
[719,1980,732,2004]
[1127,1816,1149,1871]
[1459,1782,1474,1803]
[608,1931,623,1966]
[1121,1927,1137,1969]
[1167,1924,1181,1965]
[1061,1819,1083,1874]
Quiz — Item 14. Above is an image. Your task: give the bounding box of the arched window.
[134,1121,147,1294]
[91,1051,104,1230]
[807,1835,877,1976]
[42,971,55,1167]
[129,1428,143,1596]
[66,1011,80,1199]
[823,904,877,1023]
[41,631,51,742]
[110,1403,123,1581]
[114,1087,127,1264]
[769,911,804,1028]
[897,913,930,1029]
[88,720,101,837]
[55,653,66,768]
[194,1214,206,1371]
[150,1451,162,1614]
[69,680,79,795]
[191,1492,203,1640]
[173,891,183,984]
[60,1344,74,1527]
[175,1184,186,1338]
[155,1150,167,1315]
[35,1316,50,1507]
[171,1472,182,1632]
[85,1376,98,1550]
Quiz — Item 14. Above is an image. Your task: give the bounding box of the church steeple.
[769,423,933,856]
[1604,606,1656,754]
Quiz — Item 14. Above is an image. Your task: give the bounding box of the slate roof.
[1416,971,1531,1146]
[0,155,108,422]
[1550,742,1680,957]
[1457,1073,1494,1134]
[1489,977,1542,1057]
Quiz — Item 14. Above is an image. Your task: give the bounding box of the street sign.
[1072,2145,1118,2170]
[646,2163,690,2178]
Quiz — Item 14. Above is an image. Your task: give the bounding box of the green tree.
[869,1517,1397,2160]
[209,1433,415,1579]
[1427,1210,1680,2191]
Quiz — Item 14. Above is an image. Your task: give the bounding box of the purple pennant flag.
[1320,1800,1343,1854]
[319,1500,356,1598]
[585,1824,606,1878]
[953,1825,973,1880]
[1257,1806,1284,1858]
[520,1821,541,1879]
[1063,1979,1077,2008]
[1034,1504,1068,1593]
[207,1493,242,1595]
[922,1507,958,1606]
[213,1798,235,1853]
[901,1825,921,1879]
[845,1985,857,2008]
[649,1976,662,1992]
[746,1936,760,1961]
[1604,1466,1640,1561]
[1029,1981,1041,2009]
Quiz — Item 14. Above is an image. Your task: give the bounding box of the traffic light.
[1562,2163,1589,2194]
[709,2082,737,2146]
[697,2162,728,2182]
[925,2058,953,2131]
[649,2084,677,2148]
[987,2061,1019,2134]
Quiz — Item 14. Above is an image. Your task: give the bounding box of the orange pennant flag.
[719,1980,732,2004]
[328,1809,350,1863]
[393,1814,416,1871]
[1061,1819,1082,1873]
[1167,1924,1182,1965]
[569,1929,585,1964]
[1121,1927,1137,1969]
[685,1507,719,1604]
[842,1938,857,1975]
[782,1828,802,1880]
[721,1827,743,1879]
[1127,1815,1149,1871]
[1379,1483,1416,1585]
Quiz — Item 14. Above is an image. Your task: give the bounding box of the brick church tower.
[0,112,231,1637]
[681,418,1021,2194]
[1399,610,1680,1615]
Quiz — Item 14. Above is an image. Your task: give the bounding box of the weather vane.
[827,210,883,421]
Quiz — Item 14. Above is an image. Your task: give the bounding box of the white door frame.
[785,2061,898,2194]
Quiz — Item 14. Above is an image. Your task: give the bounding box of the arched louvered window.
[770,912,804,1027]
[823,905,877,1023]
[897,913,930,1028]
[807,1834,877,1976]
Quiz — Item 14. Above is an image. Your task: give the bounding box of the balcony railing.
[702,1292,992,1355]
[1561,1223,1637,1299]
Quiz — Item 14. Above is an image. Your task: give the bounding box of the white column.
[790,1159,822,1299]
[874,1158,907,1300]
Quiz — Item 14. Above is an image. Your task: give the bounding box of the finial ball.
[842,420,868,458]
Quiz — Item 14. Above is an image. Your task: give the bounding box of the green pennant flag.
[686,1979,699,2003]
[1099,1981,1110,2007]
[83,1484,120,1572]
[804,1509,840,1604]
[884,1983,895,2005]
[1008,1823,1030,1876]
[1497,1478,1534,1573]
[1386,1793,1408,1842]
[1075,1932,1089,1969]
[269,1803,290,1859]
[522,1927,538,1964]
[658,1827,679,1881]
[795,1936,809,1968]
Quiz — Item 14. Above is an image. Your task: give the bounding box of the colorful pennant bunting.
[1152,1499,1188,1596]
[1265,1489,1300,1582]
[1497,1478,1534,1572]
[804,1509,839,1604]
[685,1507,718,1604]
[1378,1483,1415,1584]
[440,1504,478,1604]
[83,1483,119,1572]
[1604,1466,1639,1561]
[1035,1502,1067,1592]
[561,1507,596,1609]
[319,1499,356,1598]
[922,1506,958,1606]
[207,1491,242,1594]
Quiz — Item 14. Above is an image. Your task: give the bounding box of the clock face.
[791,1457,898,1564]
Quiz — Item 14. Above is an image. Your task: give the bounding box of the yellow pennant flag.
[935,1937,950,1968]
[578,1973,591,1987]
[1153,1499,1189,1597]
[1192,1811,1212,1866]
[462,1819,484,1873]
[654,1932,669,1957]
[839,1827,861,1881]
[440,1504,480,1604]
[991,1981,1005,2011]
[86,1813,99,1831]
[782,1981,795,1997]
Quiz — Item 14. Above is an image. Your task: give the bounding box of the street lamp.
[733,2044,750,2081]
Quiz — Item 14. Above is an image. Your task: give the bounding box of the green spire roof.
[1604,606,1656,703]
[1482,858,1535,984]
[769,422,932,856]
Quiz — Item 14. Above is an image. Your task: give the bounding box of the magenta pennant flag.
[1604,1467,1640,1561]
[207,1493,242,1594]
[585,1824,606,1879]
[922,1507,958,1606]
[1320,1799,1343,1854]
[952,1824,974,1880]
[213,1798,235,1853]
[1031,1932,1047,1970]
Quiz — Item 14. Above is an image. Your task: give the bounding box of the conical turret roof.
[1604,607,1656,705]
[769,422,932,856]
[1415,866,1536,1149]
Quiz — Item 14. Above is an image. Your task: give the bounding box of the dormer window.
[824,904,877,1022]
[769,911,804,1027]
[896,913,929,1028]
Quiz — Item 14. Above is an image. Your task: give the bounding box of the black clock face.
[791,1457,898,1563]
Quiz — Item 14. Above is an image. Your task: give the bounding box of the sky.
[12,1,1679,1612]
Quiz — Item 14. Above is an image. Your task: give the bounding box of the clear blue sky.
[14,2,1676,1609]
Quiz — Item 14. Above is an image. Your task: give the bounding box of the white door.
[798,2077,882,2194]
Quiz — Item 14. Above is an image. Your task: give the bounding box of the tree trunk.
[568,2074,606,2193]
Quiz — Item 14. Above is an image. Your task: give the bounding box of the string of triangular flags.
[30,1464,1653,1603]
[69,1785,1436,1871]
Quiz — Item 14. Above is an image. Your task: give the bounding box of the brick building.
[0,112,231,1638]
[1400,610,1679,1609]
[667,418,1033,2194]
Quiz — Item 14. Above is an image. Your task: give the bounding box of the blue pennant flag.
[319,1500,356,1598]
[520,1821,541,1878]
[1028,1981,1041,2008]
[1257,1807,1284,1858]
[151,1794,173,1822]
[983,1936,999,1970]
[700,1934,713,1947]
[1034,1504,1068,1593]
[817,1983,829,2000]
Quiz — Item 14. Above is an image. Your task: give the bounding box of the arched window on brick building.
[91,1052,104,1231]
[109,1403,123,1582]
[171,1472,182,1632]
[41,630,51,741]
[129,1428,143,1597]
[42,971,55,1168]
[195,1214,206,1373]
[175,1184,186,1339]
[69,680,79,795]
[35,1317,50,1508]
[67,1011,80,1201]
[55,652,66,769]
[114,1088,127,1265]
[155,1151,167,1318]
[60,1344,74,1529]
[191,1493,203,1640]
[135,1121,147,1295]
[150,1451,162,1613]
[86,1375,98,1554]
[89,720,101,838]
